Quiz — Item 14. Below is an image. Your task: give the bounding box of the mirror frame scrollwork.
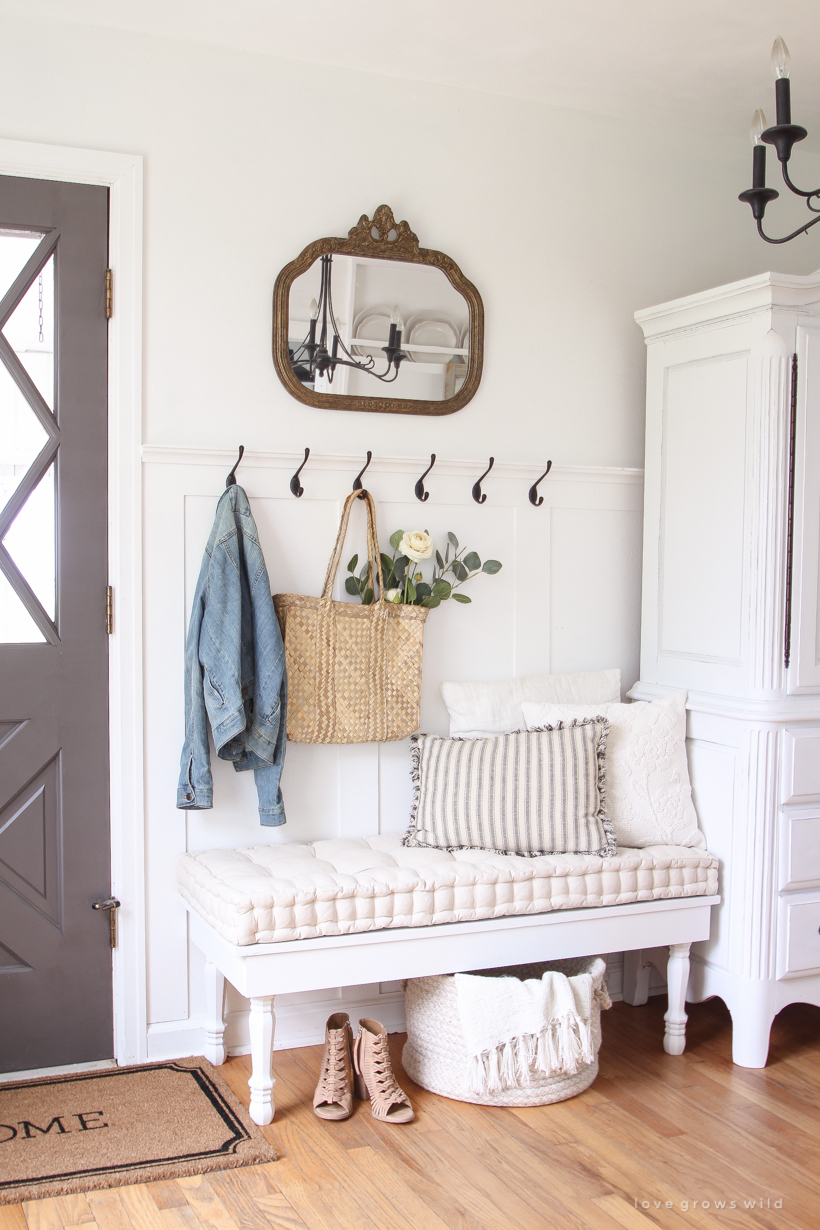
[272,205,484,416]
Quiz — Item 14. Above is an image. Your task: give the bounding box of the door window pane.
[2,255,54,408]
[0,231,42,301]
[0,361,49,516]
[0,570,45,643]
[5,462,55,619]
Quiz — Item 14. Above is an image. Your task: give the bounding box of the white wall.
[0,12,816,1056]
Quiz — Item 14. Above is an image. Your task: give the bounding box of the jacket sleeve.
[177,560,213,810]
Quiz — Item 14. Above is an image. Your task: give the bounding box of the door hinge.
[92,896,121,948]
[105,268,113,319]
[106,585,114,635]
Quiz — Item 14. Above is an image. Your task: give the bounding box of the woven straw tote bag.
[273,490,429,744]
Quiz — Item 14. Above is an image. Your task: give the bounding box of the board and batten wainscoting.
[141,448,643,1059]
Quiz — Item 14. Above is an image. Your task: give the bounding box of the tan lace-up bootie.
[353,1018,414,1124]
[313,1012,354,1120]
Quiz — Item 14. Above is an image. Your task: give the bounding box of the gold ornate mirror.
[272,206,483,416]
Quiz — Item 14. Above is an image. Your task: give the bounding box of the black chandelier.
[739,37,820,244]
[289,254,408,386]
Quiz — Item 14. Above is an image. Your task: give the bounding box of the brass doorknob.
[92,896,121,948]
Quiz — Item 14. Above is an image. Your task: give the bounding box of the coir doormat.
[0,1057,277,1204]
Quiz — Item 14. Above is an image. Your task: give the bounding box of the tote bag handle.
[320,490,385,605]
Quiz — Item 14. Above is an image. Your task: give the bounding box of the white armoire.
[633,271,820,1067]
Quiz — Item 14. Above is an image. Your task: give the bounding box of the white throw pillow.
[521,690,705,850]
[441,668,621,738]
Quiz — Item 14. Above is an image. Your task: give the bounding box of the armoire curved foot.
[730,1006,774,1069]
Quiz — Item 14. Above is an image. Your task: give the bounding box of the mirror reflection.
[288,254,470,403]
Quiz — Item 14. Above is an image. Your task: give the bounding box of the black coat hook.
[226,445,244,488]
[472,457,494,504]
[415,454,436,502]
[290,447,310,497]
[528,461,553,506]
[353,451,372,499]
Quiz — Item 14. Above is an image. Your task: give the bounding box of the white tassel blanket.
[455,959,611,1094]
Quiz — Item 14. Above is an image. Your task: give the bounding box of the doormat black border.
[0,1056,278,1204]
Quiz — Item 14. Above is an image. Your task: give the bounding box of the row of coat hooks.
[227,446,553,507]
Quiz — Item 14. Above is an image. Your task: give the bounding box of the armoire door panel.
[789,326,820,693]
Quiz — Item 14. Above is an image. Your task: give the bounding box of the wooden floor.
[3,997,820,1230]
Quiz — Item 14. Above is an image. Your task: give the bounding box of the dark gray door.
[0,176,111,1072]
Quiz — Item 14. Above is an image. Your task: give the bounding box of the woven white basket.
[402,957,609,1107]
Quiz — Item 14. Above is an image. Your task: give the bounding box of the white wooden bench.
[187,893,718,1124]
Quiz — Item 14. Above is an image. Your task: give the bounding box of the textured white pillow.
[441,669,621,738]
[521,690,705,850]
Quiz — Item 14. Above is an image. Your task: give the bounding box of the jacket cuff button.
[185,793,193,801]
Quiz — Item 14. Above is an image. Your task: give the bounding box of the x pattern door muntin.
[0,176,112,1073]
[0,225,60,644]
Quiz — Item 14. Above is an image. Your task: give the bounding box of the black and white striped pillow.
[403,721,614,857]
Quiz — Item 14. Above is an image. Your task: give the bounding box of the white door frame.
[0,139,145,1063]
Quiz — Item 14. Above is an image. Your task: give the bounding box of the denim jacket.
[177,484,287,825]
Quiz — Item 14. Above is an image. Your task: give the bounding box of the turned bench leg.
[204,961,226,1066]
[248,995,276,1126]
[622,949,653,1006]
[664,942,691,1055]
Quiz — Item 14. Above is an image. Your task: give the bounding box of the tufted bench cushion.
[178,834,719,946]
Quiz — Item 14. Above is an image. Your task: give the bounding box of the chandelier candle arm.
[737,37,820,242]
[290,255,408,386]
[772,34,791,124]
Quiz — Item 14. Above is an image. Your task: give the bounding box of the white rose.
[400,531,434,563]
[384,588,401,603]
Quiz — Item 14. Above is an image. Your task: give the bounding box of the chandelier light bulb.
[771,36,791,79]
[390,304,401,325]
[396,313,404,332]
[309,298,319,320]
[750,109,768,146]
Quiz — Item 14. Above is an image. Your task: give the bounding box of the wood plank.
[48,1198,94,1227]
[0,1207,28,1230]
[118,1185,172,1230]
[83,1193,136,1230]
[205,1165,280,1230]
[173,1178,241,1230]
[250,1196,309,1230]
[146,1185,187,1212]
[22,1201,65,1230]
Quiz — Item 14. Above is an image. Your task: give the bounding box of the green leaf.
[451,560,468,582]
[432,580,451,598]
[394,555,408,581]
[389,529,404,550]
[344,576,360,597]
[463,551,481,572]
[359,562,370,581]
[482,559,502,574]
[380,553,395,583]
[405,578,416,602]
[452,593,472,603]
[421,596,441,608]
[362,588,374,605]
[445,543,450,564]
[436,550,444,569]
[448,532,459,549]
[347,554,358,574]
[415,582,431,600]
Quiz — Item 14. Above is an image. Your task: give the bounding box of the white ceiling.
[4,0,820,140]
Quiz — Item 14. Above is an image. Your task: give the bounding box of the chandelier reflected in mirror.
[289,255,408,385]
[739,36,820,244]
